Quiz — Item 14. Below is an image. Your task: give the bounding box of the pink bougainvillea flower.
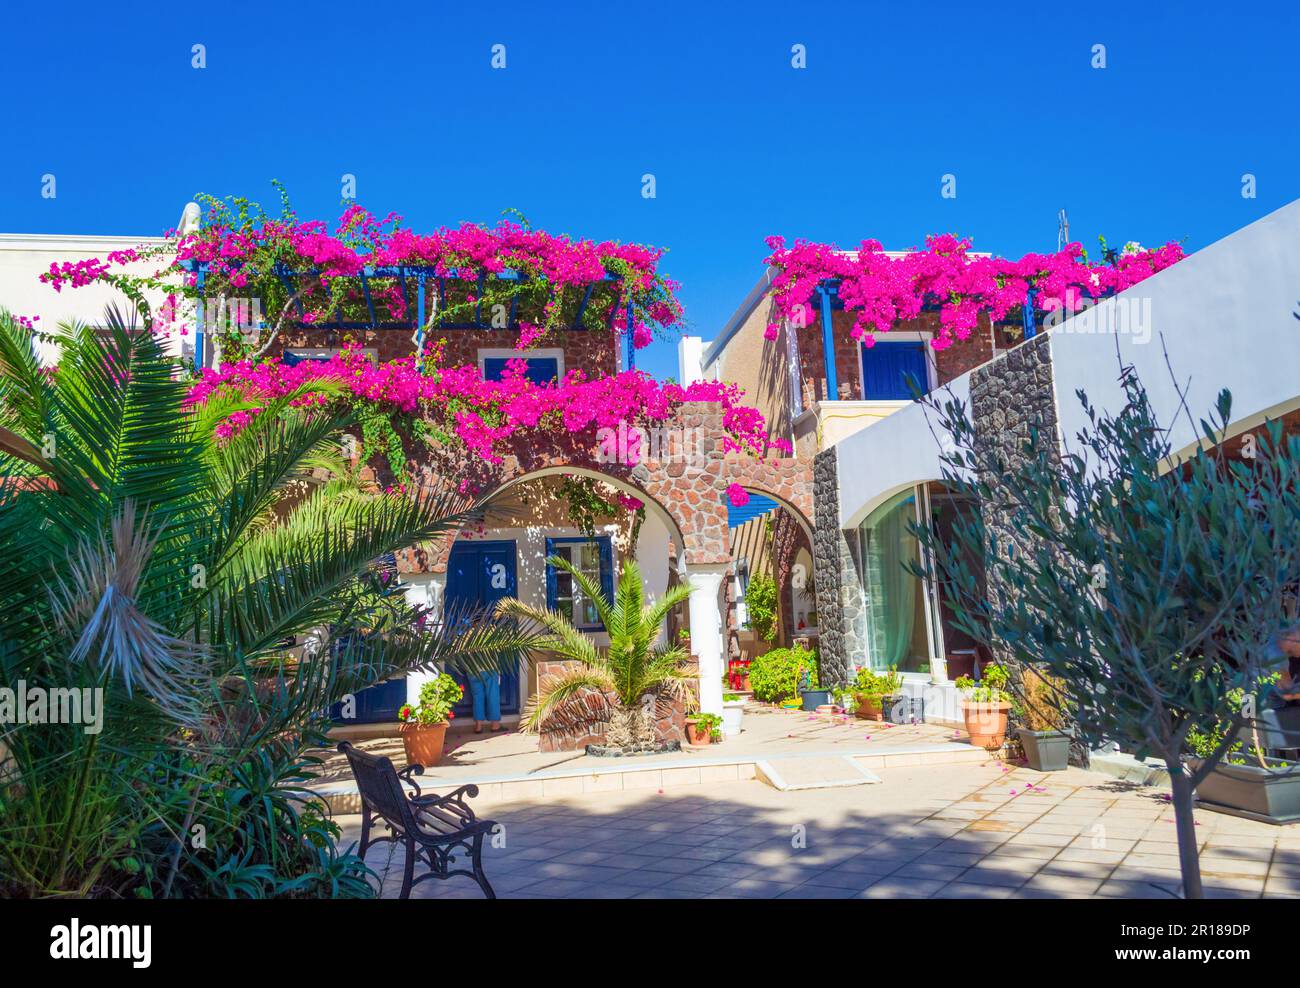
[726,483,749,507]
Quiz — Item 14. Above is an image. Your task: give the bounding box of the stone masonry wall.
[968,333,1061,660]
[532,659,687,752]
[810,447,868,686]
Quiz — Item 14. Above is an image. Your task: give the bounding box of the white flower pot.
[721,699,746,738]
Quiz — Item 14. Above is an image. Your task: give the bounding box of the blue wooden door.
[444,540,521,716]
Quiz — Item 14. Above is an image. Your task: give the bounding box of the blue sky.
[2,0,1296,380]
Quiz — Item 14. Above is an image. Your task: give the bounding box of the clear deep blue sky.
[2,0,1296,379]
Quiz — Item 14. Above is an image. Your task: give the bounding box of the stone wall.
[810,448,869,685]
[390,401,813,575]
[532,659,687,752]
[968,333,1061,660]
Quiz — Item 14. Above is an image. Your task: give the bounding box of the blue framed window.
[860,341,930,400]
[483,356,559,384]
[546,536,614,631]
[284,348,378,368]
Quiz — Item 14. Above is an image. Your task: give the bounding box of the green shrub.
[750,645,819,702]
[744,574,780,642]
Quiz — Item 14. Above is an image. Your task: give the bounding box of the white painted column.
[685,563,728,715]
[634,510,672,644]
[404,572,446,705]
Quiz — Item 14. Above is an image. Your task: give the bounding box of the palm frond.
[493,596,605,668]
[49,502,208,724]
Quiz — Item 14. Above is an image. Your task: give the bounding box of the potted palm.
[956,663,1013,750]
[497,557,696,754]
[1016,666,1071,771]
[397,673,463,767]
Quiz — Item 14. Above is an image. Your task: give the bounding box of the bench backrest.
[339,741,417,833]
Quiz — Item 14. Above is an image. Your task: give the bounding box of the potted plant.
[796,654,829,711]
[397,673,463,767]
[686,712,722,745]
[1186,682,1300,823]
[721,693,746,737]
[1016,666,1071,771]
[956,663,1013,750]
[851,666,902,721]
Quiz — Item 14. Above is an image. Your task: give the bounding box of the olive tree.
[916,362,1300,898]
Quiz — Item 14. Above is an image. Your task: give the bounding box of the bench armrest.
[397,763,425,799]
[411,783,481,812]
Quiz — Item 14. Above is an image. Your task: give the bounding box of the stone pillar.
[969,334,1062,663]
[404,572,446,705]
[685,564,727,715]
[810,447,869,684]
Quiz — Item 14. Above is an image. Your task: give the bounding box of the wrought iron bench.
[338,741,497,899]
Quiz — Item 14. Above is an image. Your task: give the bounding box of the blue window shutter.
[525,358,559,385]
[545,537,557,610]
[598,537,614,604]
[861,342,929,399]
[483,356,558,384]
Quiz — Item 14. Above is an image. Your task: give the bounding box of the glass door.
[859,485,945,674]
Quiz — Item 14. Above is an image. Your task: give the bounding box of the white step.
[755,755,882,791]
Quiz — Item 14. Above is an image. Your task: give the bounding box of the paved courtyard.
[319,701,967,797]
[336,759,1300,899]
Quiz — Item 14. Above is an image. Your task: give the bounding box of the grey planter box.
[1189,758,1300,825]
[1018,728,1070,772]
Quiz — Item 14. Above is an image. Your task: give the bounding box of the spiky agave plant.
[496,557,695,747]
[0,306,532,897]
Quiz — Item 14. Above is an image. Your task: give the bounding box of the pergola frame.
[813,279,1108,399]
[183,261,637,374]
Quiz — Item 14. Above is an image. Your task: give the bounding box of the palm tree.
[0,306,529,897]
[496,556,695,747]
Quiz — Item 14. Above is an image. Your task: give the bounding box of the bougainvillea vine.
[762,234,1185,350]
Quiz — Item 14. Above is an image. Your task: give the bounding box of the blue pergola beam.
[624,301,636,371]
[818,282,838,400]
[188,263,624,339]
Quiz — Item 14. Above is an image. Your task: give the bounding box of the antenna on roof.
[1057,208,1069,251]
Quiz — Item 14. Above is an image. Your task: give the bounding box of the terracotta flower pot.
[399,721,449,767]
[854,692,884,721]
[962,701,1011,750]
[685,721,712,745]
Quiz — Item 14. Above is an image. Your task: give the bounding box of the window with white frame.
[478,348,563,384]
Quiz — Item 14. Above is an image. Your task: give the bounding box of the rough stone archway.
[395,401,813,576]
